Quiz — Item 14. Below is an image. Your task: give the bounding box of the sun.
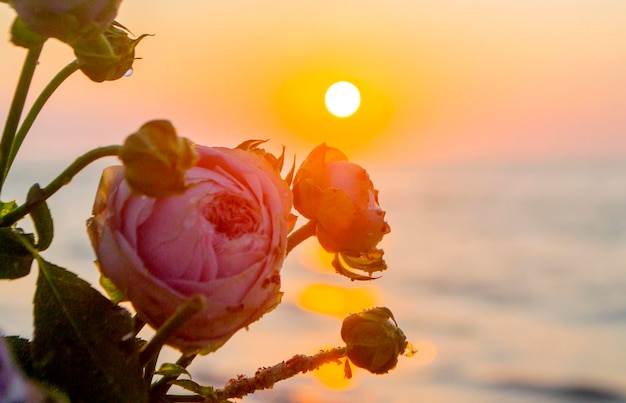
[325,81,361,118]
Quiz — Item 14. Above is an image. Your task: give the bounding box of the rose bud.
[118,120,197,198]
[87,144,293,353]
[74,23,151,83]
[8,0,121,45]
[293,143,390,255]
[341,307,408,374]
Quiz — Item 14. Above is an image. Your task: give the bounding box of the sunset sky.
[1,1,625,166]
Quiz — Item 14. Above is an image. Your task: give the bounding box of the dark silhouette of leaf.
[0,227,34,279]
[32,259,148,402]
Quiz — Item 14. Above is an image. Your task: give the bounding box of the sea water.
[1,158,625,402]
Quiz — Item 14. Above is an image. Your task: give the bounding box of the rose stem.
[133,314,146,336]
[0,145,121,227]
[7,60,80,170]
[286,219,317,255]
[139,295,205,367]
[164,347,347,402]
[0,44,43,194]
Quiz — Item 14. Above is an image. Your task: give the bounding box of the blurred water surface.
[1,159,625,402]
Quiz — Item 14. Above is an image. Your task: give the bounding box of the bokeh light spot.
[312,356,355,390]
[297,238,334,274]
[413,340,438,366]
[298,283,379,318]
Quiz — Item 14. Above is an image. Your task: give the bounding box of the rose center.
[201,193,260,238]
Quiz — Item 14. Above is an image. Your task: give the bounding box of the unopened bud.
[74,23,150,82]
[119,120,197,197]
[341,307,408,374]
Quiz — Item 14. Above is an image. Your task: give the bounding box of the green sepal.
[10,17,46,49]
[0,227,35,279]
[26,184,53,251]
[32,259,148,402]
[332,249,387,281]
[99,273,126,304]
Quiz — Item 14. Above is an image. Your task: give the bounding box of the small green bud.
[74,23,151,82]
[341,306,408,374]
[119,120,198,197]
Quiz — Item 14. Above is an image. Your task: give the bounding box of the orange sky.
[1,1,626,166]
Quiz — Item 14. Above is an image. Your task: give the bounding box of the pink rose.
[293,144,389,255]
[87,145,293,353]
[9,0,121,44]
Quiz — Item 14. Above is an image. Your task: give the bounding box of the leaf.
[154,363,192,380]
[0,227,34,279]
[0,199,18,217]
[168,379,216,397]
[26,183,53,251]
[32,259,148,402]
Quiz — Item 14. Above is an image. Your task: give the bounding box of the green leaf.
[32,259,148,402]
[0,227,34,279]
[154,363,192,380]
[0,199,18,217]
[26,184,53,251]
[168,379,216,397]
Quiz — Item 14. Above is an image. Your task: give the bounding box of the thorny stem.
[286,219,317,255]
[0,44,43,194]
[164,347,347,402]
[0,145,121,227]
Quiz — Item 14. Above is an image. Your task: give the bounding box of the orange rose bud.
[293,143,390,255]
[119,120,197,197]
[341,307,408,374]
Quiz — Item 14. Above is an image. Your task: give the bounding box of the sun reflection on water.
[297,283,379,319]
[311,354,356,391]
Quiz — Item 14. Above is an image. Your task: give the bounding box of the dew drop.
[124,67,133,77]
